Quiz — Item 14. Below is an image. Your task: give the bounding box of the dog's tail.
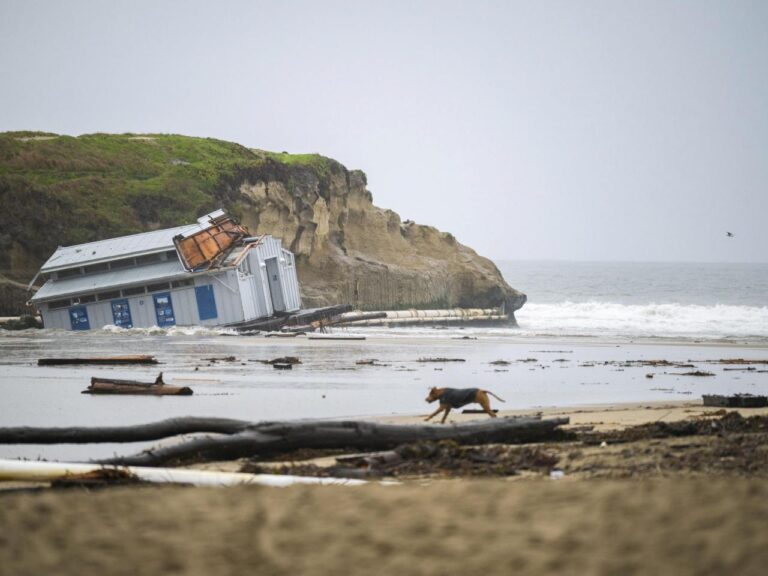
[484,390,506,403]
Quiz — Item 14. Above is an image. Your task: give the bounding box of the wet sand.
[2,333,768,574]
[3,402,768,575]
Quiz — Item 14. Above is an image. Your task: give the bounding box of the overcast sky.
[1,0,766,262]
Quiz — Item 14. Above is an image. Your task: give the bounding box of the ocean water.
[2,261,767,460]
[497,261,768,343]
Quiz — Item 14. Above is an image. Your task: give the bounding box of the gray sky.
[1,0,766,262]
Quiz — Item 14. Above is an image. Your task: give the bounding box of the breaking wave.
[98,324,239,337]
[514,301,768,341]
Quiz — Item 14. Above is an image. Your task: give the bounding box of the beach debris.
[0,459,366,487]
[38,355,158,366]
[355,359,389,367]
[490,360,511,366]
[0,416,571,468]
[579,412,768,445]
[646,373,654,379]
[552,358,571,363]
[722,367,757,372]
[669,370,715,377]
[204,356,237,363]
[453,336,477,340]
[517,358,538,363]
[307,334,366,340]
[247,441,561,479]
[700,358,768,365]
[0,315,42,331]
[51,468,145,489]
[252,356,301,365]
[702,394,768,408]
[272,363,293,370]
[82,373,193,396]
[616,360,695,368]
[417,357,466,363]
[462,409,499,414]
[264,331,303,338]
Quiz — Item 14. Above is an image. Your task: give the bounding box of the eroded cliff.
[0,133,525,318]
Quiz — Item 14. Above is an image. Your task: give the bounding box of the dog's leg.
[440,406,452,424]
[425,406,444,422]
[478,393,497,418]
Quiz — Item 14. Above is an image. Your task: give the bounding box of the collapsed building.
[29,210,301,330]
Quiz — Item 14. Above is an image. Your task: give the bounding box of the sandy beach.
[2,331,767,575]
[3,399,768,576]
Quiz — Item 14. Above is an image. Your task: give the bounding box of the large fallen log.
[0,417,251,444]
[103,416,569,467]
[38,355,158,366]
[0,416,569,467]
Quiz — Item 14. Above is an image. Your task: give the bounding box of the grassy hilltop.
[0,132,524,316]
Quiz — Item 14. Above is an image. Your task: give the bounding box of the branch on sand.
[0,416,569,467]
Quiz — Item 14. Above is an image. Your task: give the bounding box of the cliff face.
[0,133,525,317]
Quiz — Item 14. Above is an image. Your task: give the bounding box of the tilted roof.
[39,224,201,273]
[31,260,190,302]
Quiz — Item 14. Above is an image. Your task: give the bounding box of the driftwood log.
[0,416,569,467]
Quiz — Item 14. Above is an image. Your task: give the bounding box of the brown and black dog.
[425,387,505,424]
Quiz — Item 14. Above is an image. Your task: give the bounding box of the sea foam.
[515,301,768,340]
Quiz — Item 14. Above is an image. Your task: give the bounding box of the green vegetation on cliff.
[0,132,333,279]
[0,131,524,317]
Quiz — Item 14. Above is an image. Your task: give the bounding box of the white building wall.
[194,272,245,326]
[245,250,272,318]
[253,236,301,313]
[36,238,300,330]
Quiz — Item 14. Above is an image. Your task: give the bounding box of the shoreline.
[365,398,768,429]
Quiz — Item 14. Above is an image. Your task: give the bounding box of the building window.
[49,298,72,309]
[282,250,294,267]
[58,268,83,279]
[164,250,179,261]
[146,282,170,293]
[83,263,109,275]
[96,290,121,301]
[135,253,162,266]
[74,294,96,304]
[122,286,146,297]
[110,258,134,270]
[171,278,194,289]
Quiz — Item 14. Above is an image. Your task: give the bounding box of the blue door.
[111,299,133,328]
[195,285,218,320]
[69,306,91,330]
[153,292,176,327]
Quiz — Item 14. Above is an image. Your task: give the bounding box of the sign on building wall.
[111,299,133,328]
[69,306,90,331]
[153,293,176,327]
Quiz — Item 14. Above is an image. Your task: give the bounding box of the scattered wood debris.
[204,356,237,363]
[51,468,146,489]
[251,356,302,365]
[417,357,466,363]
[245,441,561,479]
[38,355,158,366]
[701,358,768,365]
[355,359,389,367]
[82,373,193,396]
[703,394,768,408]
